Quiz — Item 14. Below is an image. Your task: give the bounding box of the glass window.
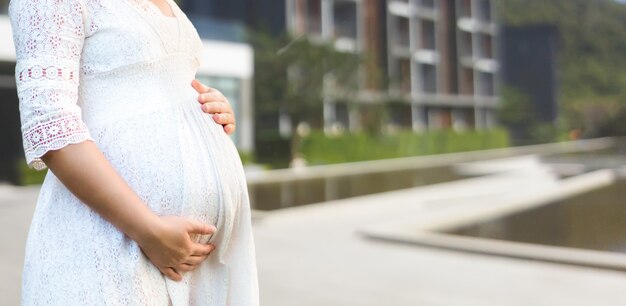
[0,0,8,14]
[421,64,437,94]
[420,20,436,50]
[396,17,410,48]
[307,0,322,35]
[333,1,357,39]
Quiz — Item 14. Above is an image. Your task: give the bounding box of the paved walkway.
[253,172,626,306]
[2,177,626,305]
[0,185,38,306]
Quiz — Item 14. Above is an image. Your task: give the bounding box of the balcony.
[413,49,438,65]
[414,0,437,20]
[388,0,410,18]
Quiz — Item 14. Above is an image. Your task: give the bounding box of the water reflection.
[249,166,463,210]
[448,180,626,254]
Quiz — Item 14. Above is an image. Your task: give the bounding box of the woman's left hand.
[191,79,236,135]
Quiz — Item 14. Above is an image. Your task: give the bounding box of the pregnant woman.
[9,0,258,304]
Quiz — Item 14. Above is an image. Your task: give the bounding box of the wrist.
[125,208,162,244]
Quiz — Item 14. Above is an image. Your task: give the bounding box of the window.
[478,0,492,22]
[421,0,435,10]
[307,0,322,35]
[460,67,474,95]
[396,17,410,48]
[333,1,358,39]
[421,64,437,93]
[479,34,493,59]
[461,0,472,18]
[420,20,436,50]
[478,72,494,96]
[393,58,412,93]
[0,0,8,14]
[460,32,473,57]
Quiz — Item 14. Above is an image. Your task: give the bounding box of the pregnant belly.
[89,99,245,230]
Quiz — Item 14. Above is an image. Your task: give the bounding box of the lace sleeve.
[9,0,93,171]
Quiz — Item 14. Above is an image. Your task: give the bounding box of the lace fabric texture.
[9,0,259,305]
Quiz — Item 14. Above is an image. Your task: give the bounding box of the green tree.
[497,0,626,136]
[251,31,362,160]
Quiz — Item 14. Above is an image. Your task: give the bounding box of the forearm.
[41,140,159,241]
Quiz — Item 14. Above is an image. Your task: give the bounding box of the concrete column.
[323,97,336,134]
[452,108,468,131]
[412,104,427,132]
[428,107,441,129]
[474,107,485,130]
[321,0,334,40]
[484,108,495,128]
[348,104,361,132]
[240,77,255,152]
[279,108,293,137]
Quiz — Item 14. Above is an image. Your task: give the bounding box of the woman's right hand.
[135,216,217,281]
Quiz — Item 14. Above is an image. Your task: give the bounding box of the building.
[385,0,498,131]
[182,0,500,134]
[0,3,22,183]
[501,24,559,125]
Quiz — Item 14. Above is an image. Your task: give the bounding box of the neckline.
[144,0,178,19]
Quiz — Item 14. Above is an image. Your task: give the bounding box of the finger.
[186,220,217,235]
[185,254,209,265]
[198,91,227,103]
[191,79,212,94]
[224,123,236,135]
[201,102,231,114]
[191,243,215,256]
[212,113,233,125]
[176,263,196,273]
[160,267,182,282]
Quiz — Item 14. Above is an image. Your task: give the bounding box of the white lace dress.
[9,0,258,305]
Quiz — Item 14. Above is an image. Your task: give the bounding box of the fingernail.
[213,114,220,121]
[199,95,205,102]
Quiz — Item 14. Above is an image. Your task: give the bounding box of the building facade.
[384,0,500,131]
[0,5,23,183]
[285,0,500,132]
[183,0,500,133]
[386,0,499,131]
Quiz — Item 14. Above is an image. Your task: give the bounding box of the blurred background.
[2,0,626,305]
